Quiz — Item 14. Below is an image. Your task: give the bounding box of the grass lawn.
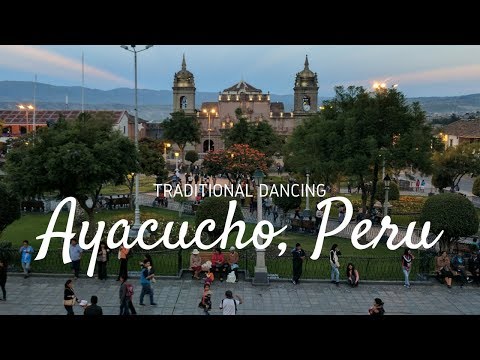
[100,175,158,195]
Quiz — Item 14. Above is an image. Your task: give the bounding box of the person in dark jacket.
[119,275,136,315]
[64,279,79,315]
[84,295,103,315]
[0,259,7,301]
[291,243,306,285]
[369,298,385,316]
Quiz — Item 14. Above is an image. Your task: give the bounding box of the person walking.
[64,279,79,315]
[402,248,415,288]
[119,275,136,315]
[139,259,156,306]
[84,295,103,316]
[291,243,306,285]
[330,244,341,286]
[69,239,83,279]
[219,290,243,315]
[19,240,34,279]
[0,259,7,301]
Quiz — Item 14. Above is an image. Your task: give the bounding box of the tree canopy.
[285,85,434,214]
[0,182,20,233]
[431,142,480,192]
[162,111,200,160]
[4,112,138,223]
[202,143,268,183]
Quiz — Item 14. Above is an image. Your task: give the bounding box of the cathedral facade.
[171,55,319,153]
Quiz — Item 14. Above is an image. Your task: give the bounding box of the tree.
[431,142,480,192]
[286,86,434,214]
[4,112,138,224]
[419,193,479,252]
[375,181,400,202]
[472,177,480,197]
[195,197,244,240]
[202,144,268,183]
[185,150,199,165]
[138,138,168,182]
[224,108,281,157]
[162,111,200,161]
[0,182,20,234]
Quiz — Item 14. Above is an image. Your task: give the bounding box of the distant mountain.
[1,80,479,121]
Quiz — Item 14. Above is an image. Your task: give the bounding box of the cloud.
[0,45,131,86]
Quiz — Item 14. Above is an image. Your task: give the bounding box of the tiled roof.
[223,80,261,94]
[444,119,480,138]
[0,110,130,125]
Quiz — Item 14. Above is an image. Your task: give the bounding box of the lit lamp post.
[202,108,217,152]
[252,168,269,286]
[120,44,154,237]
[175,152,179,171]
[164,142,171,161]
[383,174,391,218]
[17,104,34,134]
[303,168,311,218]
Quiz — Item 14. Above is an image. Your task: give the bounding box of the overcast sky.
[0,45,479,97]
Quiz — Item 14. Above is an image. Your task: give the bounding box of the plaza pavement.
[1,274,479,315]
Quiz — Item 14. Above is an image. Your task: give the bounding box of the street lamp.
[383,174,391,218]
[252,168,269,286]
[202,108,217,152]
[164,142,171,161]
[120,45,154,236]
[304,168,311,218]
[17,104,34,134]
[174,152,179,171]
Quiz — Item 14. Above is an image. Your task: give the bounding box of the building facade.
[442,119,480,148]
[0,110,147,143]
[172,55,319,153]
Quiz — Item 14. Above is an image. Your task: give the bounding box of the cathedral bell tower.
[172,54,196,115]
[293,55,319,117]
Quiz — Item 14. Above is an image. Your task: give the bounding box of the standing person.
[96,241,109,280]
[330,244,341,286]
[190,249,202,280]
[119,275,136,315]
[64,279,79,316]
[272,204,279,223]
[117,245,129,281]
[139,260,156,306]
[199,283,212,315]
[69,239,83,279]
[0,259,6,301]
[291,243,306,285]
[219,290,243,315]
[19,240,34,279]
[402,248,415,288]
[315,203,323,234]
[368,298,385,316]
[84,296,103,316]
[227,246,239,282]
[435,251,453,288]
[415,179,420,192]
[420,179,426,193]
[346,263,359,287]
[338,205,346,223]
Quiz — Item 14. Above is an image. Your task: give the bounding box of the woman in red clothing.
[211,247,228,282]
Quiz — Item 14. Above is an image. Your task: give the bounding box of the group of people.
[292,244,416,290]
[435,250,479,287]
[191,247,243,315]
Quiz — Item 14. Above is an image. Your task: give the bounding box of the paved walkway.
[1,275,479,315]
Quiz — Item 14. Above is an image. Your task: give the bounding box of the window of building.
[450,139,453,147]
[222,122,226,129]
[123,126,126,134]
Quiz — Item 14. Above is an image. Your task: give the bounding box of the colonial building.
[0,110,147,143]
[442,119,480,148]
[172,55,319,153]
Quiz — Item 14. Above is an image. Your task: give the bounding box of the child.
[198,283,212,315]
[204,269,214,285]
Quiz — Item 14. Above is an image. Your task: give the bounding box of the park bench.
[182,251,244,280]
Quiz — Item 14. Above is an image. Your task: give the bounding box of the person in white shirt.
[219,290,243,315]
